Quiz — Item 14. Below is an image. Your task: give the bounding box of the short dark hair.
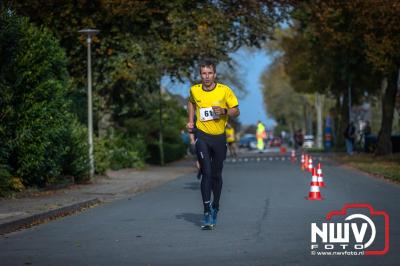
[199,58,217,73]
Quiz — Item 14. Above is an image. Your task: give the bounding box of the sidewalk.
[0,158,197,235]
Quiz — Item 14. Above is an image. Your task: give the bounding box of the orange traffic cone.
[317,163,326,187]
[308,156,313,173]
[310,168,319,186]
[307,168,323,200]
[303,154,308,171]
[300,153,305,167]
[291,150,296,163]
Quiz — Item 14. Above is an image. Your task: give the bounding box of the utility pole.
[159,85,164,165]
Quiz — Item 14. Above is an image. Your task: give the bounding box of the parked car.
[303,135,314,148]
[269,137,282,147]
[239,134,257,150]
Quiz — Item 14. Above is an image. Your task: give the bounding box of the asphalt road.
[1,156,399,265]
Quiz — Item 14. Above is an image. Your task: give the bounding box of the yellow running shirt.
[189,83,239,135]
[226,127,235,143]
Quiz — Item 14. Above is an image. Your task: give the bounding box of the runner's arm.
[227,106,240,117]
[187,101,195,132]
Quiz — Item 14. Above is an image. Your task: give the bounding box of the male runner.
[186,59,240,229]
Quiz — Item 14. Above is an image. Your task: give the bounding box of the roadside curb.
[0,199,101,235]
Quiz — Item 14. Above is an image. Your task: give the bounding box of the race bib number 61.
[199,107,220,121]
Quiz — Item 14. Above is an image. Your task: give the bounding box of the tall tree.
[281,1,382,147]
[261,57,311,136]
[302,0,400,155]
[355,0,400,155]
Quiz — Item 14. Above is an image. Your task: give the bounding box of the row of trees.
[6,0,289,132]
[1,1,290,194]
[262,1,399,154]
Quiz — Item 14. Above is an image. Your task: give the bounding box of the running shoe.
[201,212,212,230]
[210,206,218,226]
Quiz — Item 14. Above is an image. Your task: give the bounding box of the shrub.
[11,17,71,186]
[0,10,89,189]
[147,142,186,165]
[94,137,111,175]
[0,164,12,196]
[109,134,147,170]
[61,117,90,183]
[94,134,147,174]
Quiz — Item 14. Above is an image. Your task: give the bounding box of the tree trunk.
[305,104,313,135]
[303,103,307,134]
[334,92,348,148]
[375,72,398,155]
[315,93,323,149]
[98,109,113,138]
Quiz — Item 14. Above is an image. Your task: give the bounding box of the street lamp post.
[159,85,164,166]
[79,28,99,178]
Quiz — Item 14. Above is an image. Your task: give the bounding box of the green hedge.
[0,10,89,193]
[147,142,186,165]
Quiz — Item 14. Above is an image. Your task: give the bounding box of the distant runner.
[226,123,237,158]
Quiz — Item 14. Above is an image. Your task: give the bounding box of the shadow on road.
[183,181,200,190]
[176,213,203,227]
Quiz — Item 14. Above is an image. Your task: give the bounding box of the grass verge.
[332,153,400,183]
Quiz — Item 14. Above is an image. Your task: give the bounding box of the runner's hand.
[212,106,226,115]
[186,122,194,132]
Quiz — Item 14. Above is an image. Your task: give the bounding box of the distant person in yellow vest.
[256,121,266,152]
[226,123,237,158]
[187,58,240,229]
